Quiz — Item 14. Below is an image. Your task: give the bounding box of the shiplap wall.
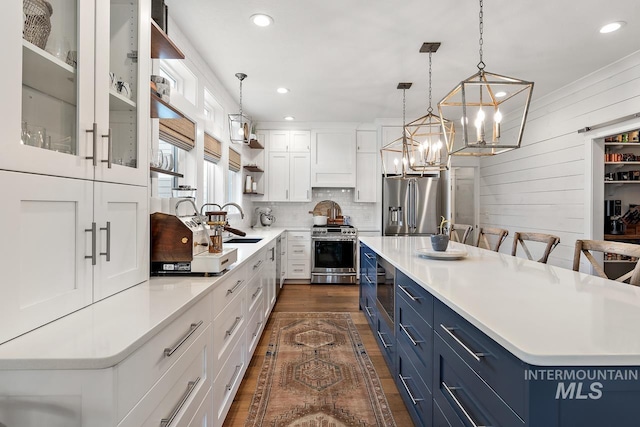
[479,50,640,269]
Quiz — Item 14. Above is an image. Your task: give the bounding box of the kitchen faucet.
[200,203,222,216]
[221,202,245,219]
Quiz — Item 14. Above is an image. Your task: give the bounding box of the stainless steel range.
[311,225,358,284]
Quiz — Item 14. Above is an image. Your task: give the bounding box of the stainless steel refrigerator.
[383,176,441,236]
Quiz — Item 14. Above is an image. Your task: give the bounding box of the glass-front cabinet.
[4,0,149,185]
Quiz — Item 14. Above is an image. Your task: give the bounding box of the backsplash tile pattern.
[254,188,379,231]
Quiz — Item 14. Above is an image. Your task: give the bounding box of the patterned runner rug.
[245,312,397,427]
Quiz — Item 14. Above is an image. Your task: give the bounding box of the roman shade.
[204,132,222,163]
[159,117,196,151]
[228,147,241,172]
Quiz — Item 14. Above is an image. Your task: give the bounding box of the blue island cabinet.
[359,244,640,427]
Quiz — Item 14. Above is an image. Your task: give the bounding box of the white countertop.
[0,228,286,370]
[360,236,640,367]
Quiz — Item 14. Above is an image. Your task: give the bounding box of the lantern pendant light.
[405,42,454,172]
[438,0,534,156]
[380,83,413,178]
[228,73,252,144]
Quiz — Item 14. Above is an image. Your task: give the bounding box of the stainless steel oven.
[311,225,358,284]
[376,256,395,329]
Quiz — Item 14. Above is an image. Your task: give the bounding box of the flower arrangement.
[438,216,450,235]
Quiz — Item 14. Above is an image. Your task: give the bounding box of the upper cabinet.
[4,0,149,186]
[266,130,311,201]
[355,130,378,202]
[269,130,310,152]
[311,129,356,187]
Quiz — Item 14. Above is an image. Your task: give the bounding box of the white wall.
[478,50,640,268]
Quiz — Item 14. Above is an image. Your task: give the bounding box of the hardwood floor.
[222,283,414,427]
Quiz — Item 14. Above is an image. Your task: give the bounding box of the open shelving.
[150,166,183,177]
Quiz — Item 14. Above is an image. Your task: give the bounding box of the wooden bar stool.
[511,232,560,264]
[449,223,473,244]
[476,227,509,252]
[573,240,640,286]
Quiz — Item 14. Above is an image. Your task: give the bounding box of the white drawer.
[186,386,213,427]
[288,242,309,259]
[288,231,310,242]
[246,301,265,358]
[212,289,245,380]
[288,260,310,278]
[246,249,267,281]
[116,294,211,421]
[213,337,246,427]
[212,264,246,320]
[118,323,212,427]
[247,272,264,315]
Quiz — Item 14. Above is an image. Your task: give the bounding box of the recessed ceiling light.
[251,14,273,27]
[600,21,625,33]
[277,87,289,94]
[284,116,295,121]
[495,91,507,98]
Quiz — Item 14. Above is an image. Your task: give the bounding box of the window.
[160,60,198,105]
[159,67,177,89]
[203,160,217,206]
[204,88,224,137]
[227,169,239,204]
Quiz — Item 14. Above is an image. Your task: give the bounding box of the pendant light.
[438,0,534,156]
[405,42,454,172]
[228,73,252,144]
[381,83,413,178]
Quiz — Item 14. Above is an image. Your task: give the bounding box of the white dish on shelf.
[416,248,468,260]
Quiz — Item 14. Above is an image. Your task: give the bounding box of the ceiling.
[166,0,640,124]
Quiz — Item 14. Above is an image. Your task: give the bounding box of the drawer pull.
[398,374,424,405]
[160,376,201,427]
[225,316,242,337]
[253,260,263,270]
[377,331,391,348]
[440,324,486,362]
[364,306,374,318]
[226,364,243,391]
[293,250,304,253]
[163,321,203,357]
[227,280,244,295]
[253,320,263,337]
[364,252,375,260]
[252,286,262,300]
[364,274,373,285]
[398,285,422,301]
[442,381,487,427]
[399,322,424,346]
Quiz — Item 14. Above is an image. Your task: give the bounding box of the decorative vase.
[431,234,449,252]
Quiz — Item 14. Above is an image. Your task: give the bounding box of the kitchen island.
[359,235,640,427]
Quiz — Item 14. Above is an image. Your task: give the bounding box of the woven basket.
[23,0,53,49]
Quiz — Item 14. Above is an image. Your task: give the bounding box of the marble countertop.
[0,228,286,370]
[360,236,640,367]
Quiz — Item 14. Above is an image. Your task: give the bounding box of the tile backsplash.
[253,188,379,231]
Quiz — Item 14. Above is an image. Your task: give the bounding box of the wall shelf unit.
[150,92,184,119]
[150,20,185,59]
[150,166,183,177]
[243,165,264,173]
[248,139,264,149]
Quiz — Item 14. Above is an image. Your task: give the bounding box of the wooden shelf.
[150,166,183,177]
[605,234,640,240]
[243,165,264,172]
[248,139,264,149]
[150,92,184,119]
[605,162,640,165]
[604,181,640,184]
[604,259,638,263]
[151,20,185,59]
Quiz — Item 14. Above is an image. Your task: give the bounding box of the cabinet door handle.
[399,322,424,346]
[293,250,304,254]
[442,381,485,427]
[377,331,391,348]
[226,364,243,391]
[398,285,422,301]
[358,190,360,200]
[440,324,486,361]
[164,320,203,357]
[364,275,373,285]
[398,374,424,405]
[286,189,289,200]
[85,123,98,166]
[100,128,112,168]
[252,286,262,300]
[227,279,244,295]
[85,222,97,266]
[99,222,111,262]
[253,259,263,270]
[364,306,374,318]
[364,252,375,260]
[253,320,263,338]
[225,316,242,337]
[160,377,201,427]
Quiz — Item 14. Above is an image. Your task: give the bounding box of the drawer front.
[212,290,246,379]
[247,272,264,315]
[396,297,433,391]
[118,323,212,427]
[434,300,525,417]
[288,231,310,242]
[397,343,432,427]
[213,337,247,426]
[116,294,211,420]
[246,249,266,281]
[246,301,265,358]
[288,260,310,278]
[434,334,524,427]
[186,387,213,427]
[376,314,396,372]
[360,243,377,272]
[288,242,309,259]
[362,293,377,330]
[396,269,433,327]
[212,264,246,318]
[433,396,462,427]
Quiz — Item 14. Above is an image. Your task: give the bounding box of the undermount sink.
[225,237,263,244]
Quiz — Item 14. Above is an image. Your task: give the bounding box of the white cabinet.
[269,130,310,152]
[264,240,277,319]
[311,129,356,187]
[6,0,149,186]
[287,231,311,279]
[267,152,311,201]
[355,130,378,202]
[0,171,148,344]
